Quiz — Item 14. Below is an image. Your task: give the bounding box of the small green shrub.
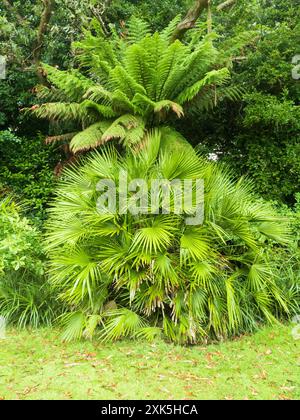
[0,131,61,222]
[0,197,60,327]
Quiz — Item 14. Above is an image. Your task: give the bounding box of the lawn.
[0,323,299,400]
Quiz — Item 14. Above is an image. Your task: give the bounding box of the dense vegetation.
[0,0,299,345]
[0,198,60,327]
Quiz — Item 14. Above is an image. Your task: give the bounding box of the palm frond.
[100,309,146,342]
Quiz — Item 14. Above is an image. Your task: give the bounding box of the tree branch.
[171,0,209,42]
[207,0,213,33]
[217,0,236,11]
[3,0,26,26]
[90,0,113,35]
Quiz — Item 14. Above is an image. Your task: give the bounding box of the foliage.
[0,131,61,221]
[0,0,94,134]
[0,0,299,348]
[30,17,240,154]
[267,197,300,301]
[106,0,189,31]
[45,131,298,344]
[0,197,60,327]
[209,91,300,204]
[1,0,299,206]
[189,0,300,205]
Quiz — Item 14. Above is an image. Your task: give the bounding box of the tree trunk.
[3,0,25,25]
[33,0,54,83]
[90,0,113,35]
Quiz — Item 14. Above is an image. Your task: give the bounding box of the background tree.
[0,0,93,133]
[183,0,300,204]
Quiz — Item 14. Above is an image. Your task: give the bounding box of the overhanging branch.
[217,0,236,11]
[171,0,209,42]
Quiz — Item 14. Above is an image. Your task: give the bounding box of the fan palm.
[30,17,241,154]
[46,130,297,343]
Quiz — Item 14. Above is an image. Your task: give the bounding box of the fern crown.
[31,16,241,153]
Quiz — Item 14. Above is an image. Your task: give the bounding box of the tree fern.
[30,19,242,154]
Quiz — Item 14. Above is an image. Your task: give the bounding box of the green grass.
[0,323,299,400]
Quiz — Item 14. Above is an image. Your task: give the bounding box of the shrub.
[0,131,61,222]
[266,197,300,311]
[45,131,298,343]
[0,197,60,327]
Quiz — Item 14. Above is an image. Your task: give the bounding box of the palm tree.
[46,131,297,343]
[30,17,242,154]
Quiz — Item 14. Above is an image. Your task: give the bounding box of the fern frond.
[109,65,147,99]
[177,68,231,105]
[124,44,152,95]
[126,17,151,44]
[155,40,188,101]
[73,29,119,69]
[111,90,136,114]
[174,39,218,97]
[35,85,68,102]
[42,64,94,102]
[218,85,245,101]
[45,132,78,144]
[132,95,183,119]
[82,99,118,119]
[32,102,93,124]
[160,15,182,42]
[84,86,113,104]
[185,82,243,115]
[124,124,146,147]
[153,100,184,119]
[101,123,127,143]
[70,121,113,153]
